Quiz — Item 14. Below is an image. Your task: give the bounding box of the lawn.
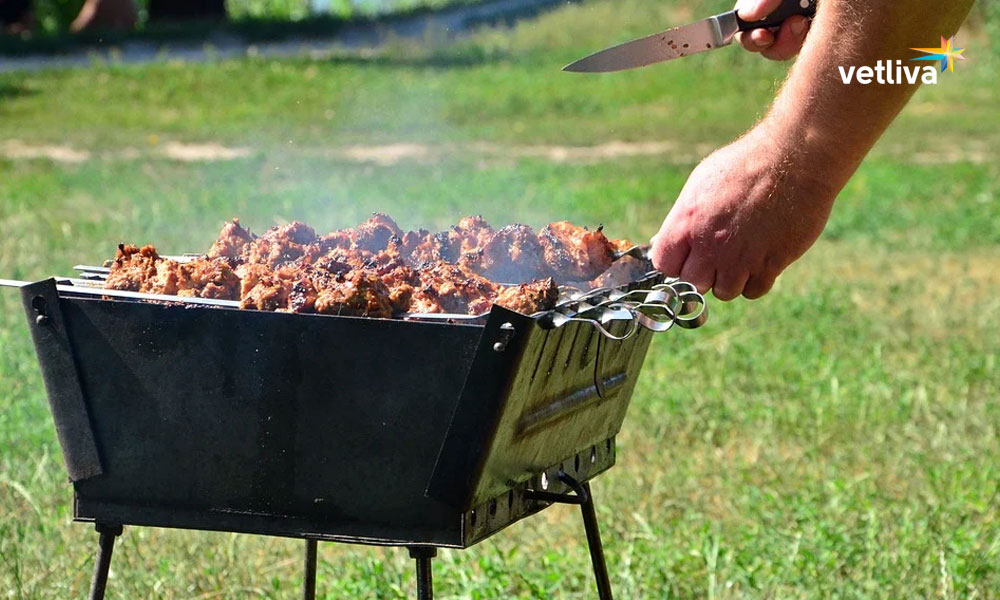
[1,0,999,598]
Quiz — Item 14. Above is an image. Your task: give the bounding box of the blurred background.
[1,0,998,597]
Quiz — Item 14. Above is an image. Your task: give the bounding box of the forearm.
[761,0,974,192]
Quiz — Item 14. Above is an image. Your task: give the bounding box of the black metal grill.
[3,267,706,599]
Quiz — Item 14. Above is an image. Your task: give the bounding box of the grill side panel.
[427,310,655,513]
[51,296,482,546]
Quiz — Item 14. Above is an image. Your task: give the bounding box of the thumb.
[650,219,690,278]
[736,0,783,22]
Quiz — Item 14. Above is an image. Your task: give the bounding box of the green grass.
[2,1,999,597]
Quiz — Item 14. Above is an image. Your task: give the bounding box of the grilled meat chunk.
[107,243,239,300]
[239,263,394,318]
[176,258,241,299]
[470,224,548,284]
[446,216,494,256]
[302,230,355,263]
[106,244,160,292]
[591,256,650,289]
[538,221,615,282]
[240,264,292,311]
[242,221,318,268]
[494,278,559,315]
[318,229,355,251]
[354,213,403,253]
[207,218,256,262]
[313,270,393,318]
[410,261,498,314]
[262,221,318,246]
[379,263,419,313]
[401,229,453,265]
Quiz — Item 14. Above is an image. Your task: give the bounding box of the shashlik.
[105,214,642,318]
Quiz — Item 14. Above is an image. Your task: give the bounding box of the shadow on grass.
[0,82,33,99]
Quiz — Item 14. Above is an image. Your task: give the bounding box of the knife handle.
[735,0,817,31]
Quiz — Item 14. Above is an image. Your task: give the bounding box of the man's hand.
[736,0,810,61]
[649,125,837,300]
[650,0,973,301]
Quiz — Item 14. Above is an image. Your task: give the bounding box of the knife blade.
[564,0,817,73]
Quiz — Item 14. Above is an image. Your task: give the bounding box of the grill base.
[83,473,615,600]
[73,436,617,548]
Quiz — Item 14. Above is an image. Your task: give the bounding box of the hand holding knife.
[564,0,817,73]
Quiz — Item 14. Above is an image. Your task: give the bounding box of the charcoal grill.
[1,262,706,600]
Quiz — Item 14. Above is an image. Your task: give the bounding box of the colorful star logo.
[910,36,966,72]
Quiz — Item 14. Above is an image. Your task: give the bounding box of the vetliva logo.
[838,36,965,85]
[839,60,940,85]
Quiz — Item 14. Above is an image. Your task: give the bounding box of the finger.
[679,254,715,295]
[736,28,775,53]
[712,270,750,302]
[761,16,809,61]
[649,232,690,277]
[736,0,783,22]
[742,272,777,300]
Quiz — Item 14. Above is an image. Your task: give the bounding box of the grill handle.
[538,283,708,340]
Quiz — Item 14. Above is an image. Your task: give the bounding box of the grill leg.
[88,523,123,600]
[580,482,613,600]
[408,547,436,600]
[303,539,318,600]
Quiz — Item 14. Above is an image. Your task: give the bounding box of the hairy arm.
[650,0,975,300]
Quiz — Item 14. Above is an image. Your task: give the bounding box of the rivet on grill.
[31,296,50,326]
[493,322,516,352]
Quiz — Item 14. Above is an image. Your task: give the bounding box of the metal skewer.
[0,278,241,308]
[610,245,650,262]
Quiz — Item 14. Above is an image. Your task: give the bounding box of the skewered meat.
[262,221,318,246]
[207,219,256,262]
[446,216,494,257]
[239,261,395,318]
[177,258,241,300]
[107,243,239,300]
[105,244,160,292]
[538,221,615,282]
[401,229,451,265]
[242,221,318,268]
[494,278,559,315]
[109,214,643,318]
[313,271,393,318]
[591,257,650,289]
[410,261,498,314]
[469,224,548,284]
[354,213,403,253]
[239,264,292,311]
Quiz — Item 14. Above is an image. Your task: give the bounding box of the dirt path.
[0,139,712,165]
[2,138,991,166]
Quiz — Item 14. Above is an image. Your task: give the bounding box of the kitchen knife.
[564,0,817,73]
